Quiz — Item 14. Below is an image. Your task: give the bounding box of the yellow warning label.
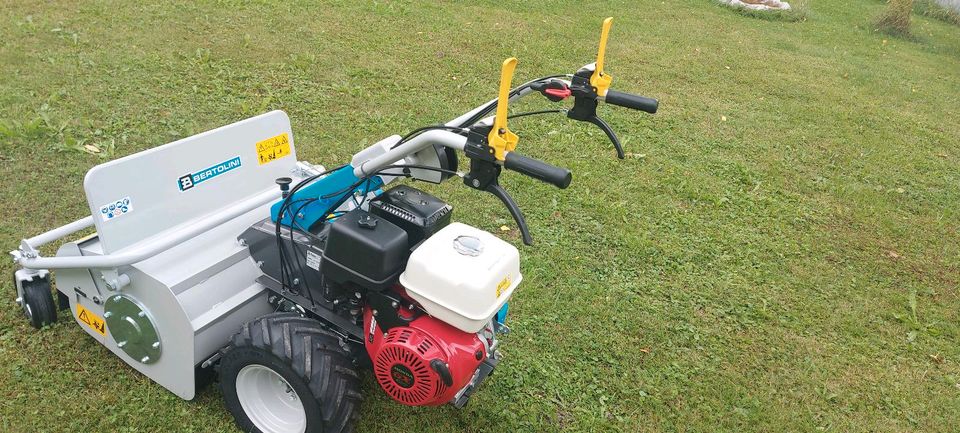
[496,277,511,298]
[256,132,291,165]
[77,304,106,336]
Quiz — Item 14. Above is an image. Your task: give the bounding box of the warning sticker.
[77,304,106,336]
[496,277,511,298]
[305,250,322,271]
[256,133,291,165]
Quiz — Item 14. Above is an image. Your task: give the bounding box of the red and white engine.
[364,223,520,406]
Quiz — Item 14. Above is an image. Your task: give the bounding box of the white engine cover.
[399,223,521,333]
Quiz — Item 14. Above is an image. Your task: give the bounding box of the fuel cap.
[452,235,483,257]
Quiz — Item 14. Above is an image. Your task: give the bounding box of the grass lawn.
[1,0,958,432]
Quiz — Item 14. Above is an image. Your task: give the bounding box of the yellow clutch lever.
[487,57,519,161]
[590,17,614,97]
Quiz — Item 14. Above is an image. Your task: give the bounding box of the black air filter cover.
[321,209,408,291]
[369,185,452,247]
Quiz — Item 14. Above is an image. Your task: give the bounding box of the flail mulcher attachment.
[10,17,657,433]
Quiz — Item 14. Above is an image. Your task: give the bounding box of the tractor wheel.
[20,277,57,329]
[219,313,362,433]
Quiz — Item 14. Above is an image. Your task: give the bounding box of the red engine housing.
[363,306,486,406]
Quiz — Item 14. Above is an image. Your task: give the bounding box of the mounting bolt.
[390,301,399,309]
[104,311,113,318]
[14,297,22,307]
[140,356,150,363]
[292,278,300,286]
[152,341,160,349]
[237,238,247,247]
[117,340,127,348]
[471,179,480,188]
[372,310,378,317]
[256,261,264,268]
[138,311,146,318]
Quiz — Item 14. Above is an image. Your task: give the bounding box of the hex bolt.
[117,340,127,348]
[104,311,113,318]
[472,179,481,188]
[14,297,22,307]
[152,341,160,349]
[390,301,399,309]
[237,238,247,247]
[141,356,150,363]
[138,311,146,318]
[372,310,378,317]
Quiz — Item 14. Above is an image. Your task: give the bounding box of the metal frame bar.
[17,189,278,270]
[24,216,94,249]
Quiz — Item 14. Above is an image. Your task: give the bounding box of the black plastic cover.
[321,209,408,291]
[369,185,452,247]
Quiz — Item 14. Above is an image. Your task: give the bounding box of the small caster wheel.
[20,278,57,329]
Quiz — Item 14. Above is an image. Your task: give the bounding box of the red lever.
[544,87,572,99]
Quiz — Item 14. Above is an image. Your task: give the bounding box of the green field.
[1,1,958,432]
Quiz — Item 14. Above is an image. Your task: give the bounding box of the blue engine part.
[270,166,383,230]
[495,303,509,325]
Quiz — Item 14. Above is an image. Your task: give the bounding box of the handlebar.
[503,151,572,189]
[603,90,658,114]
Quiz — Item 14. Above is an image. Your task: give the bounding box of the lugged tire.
[220,313,362,433]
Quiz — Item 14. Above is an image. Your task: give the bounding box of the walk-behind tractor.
[10,18,656,433]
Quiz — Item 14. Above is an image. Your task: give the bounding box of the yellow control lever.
[488,57,519,161]
[590,17,614,97]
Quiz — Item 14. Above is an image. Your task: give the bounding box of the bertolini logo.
[178,156,242,191]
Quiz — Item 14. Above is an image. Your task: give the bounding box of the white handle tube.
[18,189,278,270]
[353,130,467,179]
[24,216,95,249]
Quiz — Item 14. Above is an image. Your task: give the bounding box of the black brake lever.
[485,182,532,245]
[462,126,535,246]
[531,75,625,159]
[581,112,624,159]
[566,70,625,159]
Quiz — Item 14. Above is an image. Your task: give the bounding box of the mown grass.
[1,0,958,432]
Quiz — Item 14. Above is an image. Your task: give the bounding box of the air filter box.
[369,185,452,247]
[321,209,408,291]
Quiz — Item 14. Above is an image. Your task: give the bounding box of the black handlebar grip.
[605,90,658,114]
[503,152,572,189]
